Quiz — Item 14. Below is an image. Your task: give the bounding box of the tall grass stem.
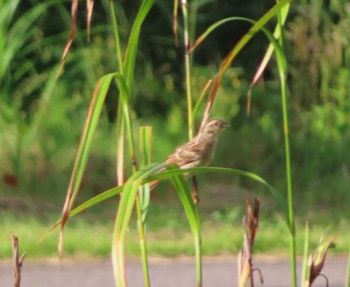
[181,0,194,139]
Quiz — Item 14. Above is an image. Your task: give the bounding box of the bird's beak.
[221,121,230,128]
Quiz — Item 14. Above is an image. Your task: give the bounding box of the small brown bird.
[165,118,230,168]
[150,118,230,189]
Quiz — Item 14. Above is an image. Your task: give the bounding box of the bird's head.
[201,118,230,136]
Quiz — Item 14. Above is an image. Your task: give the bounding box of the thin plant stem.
[136,197,150,287]
[280,52,297,287]
[181,0,193,139]
[109,0,125,186]
[109,0,123,73]
[275,5,296,286]
[120,90,151,286]
[181,1,202,285]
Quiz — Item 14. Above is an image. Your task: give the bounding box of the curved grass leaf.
[114,73,137,173]
[138,126,153,223]
[247,3,290,114]
[147,166,288,226]
[55,165,288,234]
[124,0,155,90]
[137,126,153,287]
[190,0,290,120]
[38,185,123,244]
[167,166,202,287]
[190,0,290,53]
[59,72,116,256]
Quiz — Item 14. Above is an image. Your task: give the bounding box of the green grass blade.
[116,106,125,185]
[112,163,166,287]
[123,0,155,90]
[38,185,123,244]
[181,0,194,139]
[169,167,202,286]
[69,186,123,218]
[109,0,124,73]
[114,73,137,170]
[138,126,153,222]
[137,126,153,287]
[63,72,116,211]
[59,73,115,254]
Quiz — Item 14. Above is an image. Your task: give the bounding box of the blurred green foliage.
[0,0,349,217]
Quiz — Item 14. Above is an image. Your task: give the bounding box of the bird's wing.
[165,141,201,169]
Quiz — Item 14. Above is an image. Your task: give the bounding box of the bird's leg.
[191,175,200,204]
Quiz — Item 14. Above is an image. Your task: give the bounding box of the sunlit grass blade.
[109,0,124,72]
[114,74,137,171]
[169,167,202,287]
[137,126,153,287]
[123,0,155,90]
[59,73,115,256]
[116,109,125,186]
[112,163,166,287]
[138,126,153,223]
[181,0,194,139]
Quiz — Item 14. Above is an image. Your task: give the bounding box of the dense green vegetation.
[1,0,349,263]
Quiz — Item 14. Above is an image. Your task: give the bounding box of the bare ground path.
[0,255,347,287]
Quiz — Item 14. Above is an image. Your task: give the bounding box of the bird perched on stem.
[149,118,230,192]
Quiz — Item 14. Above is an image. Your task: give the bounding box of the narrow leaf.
[169,167,202,286]
[59,73,115,256]
[124,0,155,90]
[138,126,153,223]
[247,3,290,115]
[112,163,166,287]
